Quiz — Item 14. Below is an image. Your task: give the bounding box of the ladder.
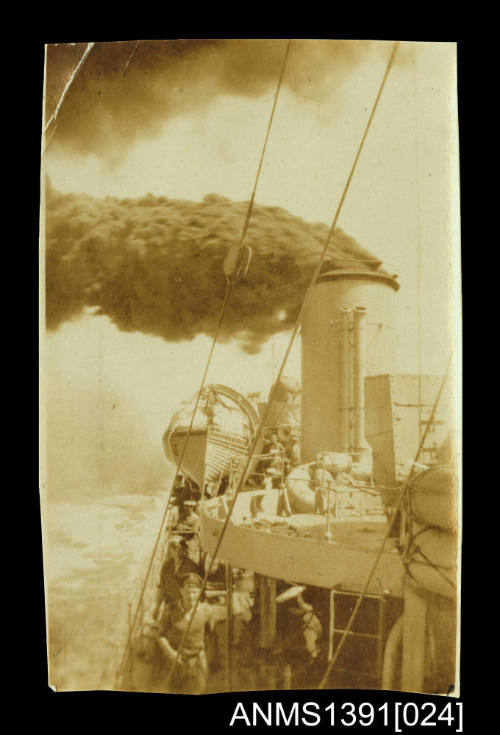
[327,589,387,688]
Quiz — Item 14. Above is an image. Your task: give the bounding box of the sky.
[40,40,461,500]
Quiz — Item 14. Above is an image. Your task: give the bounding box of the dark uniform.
[158,553,202,607]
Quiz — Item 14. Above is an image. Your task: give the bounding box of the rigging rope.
[166,40,401,689]
[413,43,424,446]
[413,546,457,590]
[115,282,231,686]
[238,40,291,244]
[116,38,292,688]
[404,524,457,591]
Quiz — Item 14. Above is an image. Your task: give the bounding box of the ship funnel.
[300,269,399,463]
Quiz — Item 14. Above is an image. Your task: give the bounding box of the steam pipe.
[340,308,351,453]
[352,306,370,455]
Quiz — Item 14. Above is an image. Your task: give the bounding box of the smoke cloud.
[45,39,396,159]
[45,181,383,353]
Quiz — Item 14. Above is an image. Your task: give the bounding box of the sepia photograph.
[40,39,461,697]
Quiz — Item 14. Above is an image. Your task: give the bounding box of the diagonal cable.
[317,351,453,688]
[166,41,400,688]
[413,546,457,590]
[115,282,232,686]
[116,38,292,688]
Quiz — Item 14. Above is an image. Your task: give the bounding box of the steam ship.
[115,43,459,696]
[198,267,456,693]
[118,263,458,695]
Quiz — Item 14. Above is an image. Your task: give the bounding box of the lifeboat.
[162,384,263,489]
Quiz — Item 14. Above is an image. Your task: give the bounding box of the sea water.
[43,488,169,691]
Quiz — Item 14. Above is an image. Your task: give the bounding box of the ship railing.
[312,478,388,520]
[209,478,394,527]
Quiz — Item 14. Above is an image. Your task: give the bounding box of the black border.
[33,34,469,730]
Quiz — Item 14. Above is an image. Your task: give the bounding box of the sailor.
[276,479,292,516]
[276,584,323,688]
[176,499,200,534]
[270,431,285,456]
[171,474,191,522]
[154,537,203,619]
[172,473,187,497]
[174,498,201,563]
[311,457,335,515]
[155,572,226,694]
[207,569,255,683]
[201,386,217,427]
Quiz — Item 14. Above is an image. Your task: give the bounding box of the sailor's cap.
[169,535,184,546]
[276,585,306,604]
[175,528,197,538]
[179,572,203,589]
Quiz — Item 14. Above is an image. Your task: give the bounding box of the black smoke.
[45,182,384,353]
[45,39,399,160]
